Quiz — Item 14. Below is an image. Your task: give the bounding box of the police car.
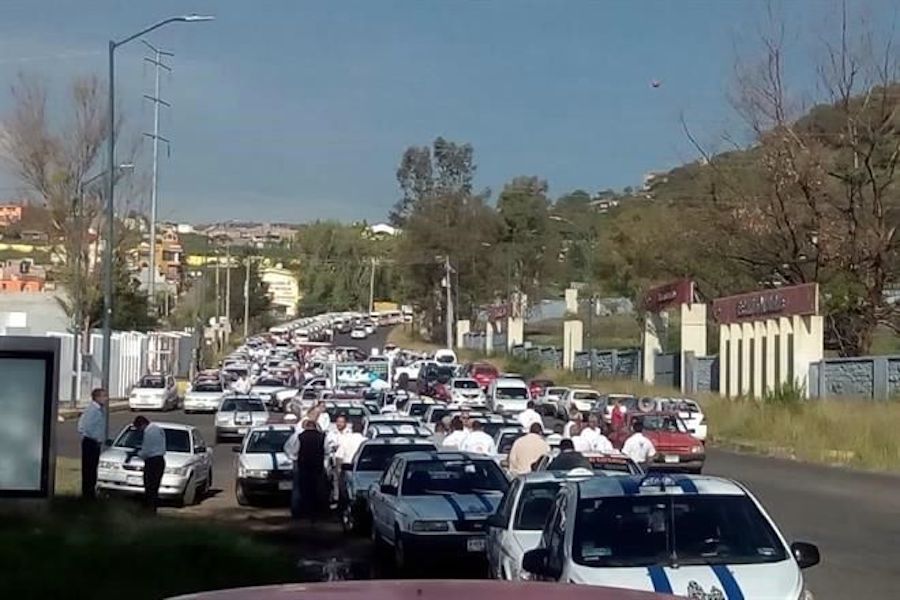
[339,437,437,533]
[369,450,510,570]
[522,474,820,599]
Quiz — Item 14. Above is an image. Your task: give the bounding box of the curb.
[57,401,130,422]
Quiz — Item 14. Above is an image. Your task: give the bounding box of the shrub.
[504,354,543,379]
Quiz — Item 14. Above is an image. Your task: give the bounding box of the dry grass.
[387,324,442,353]
[55,456,82,496]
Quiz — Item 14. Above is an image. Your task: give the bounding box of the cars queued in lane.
[215,396,270,443]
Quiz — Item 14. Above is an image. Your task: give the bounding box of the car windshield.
[515,482,562,530]
[586,456,641,475]
[114,426,191,453]
[637,415,688,433]
[408,403,431,417]
[474,366,498,376]
[220,398,266,412]
[481,421,516,438]
[255,379,284,387]
[427,408,450,423]
[573,495,788,567]
[435,366,455,382]
[192,381,222,393]
[573,391,600,401]
[402,459,509,496]
[498,432,524,454]
[245,430,293,453]
[138,376,164,389]
[356,444,435,471]
[496,387,528,400]
[453,379,479,389]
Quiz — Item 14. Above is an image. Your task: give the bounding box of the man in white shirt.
[133,416,167,512]
[233,375,251,395]
[622,419,656,467]
[442,416,469,450]
[517,401,543,432]
[459,420,496,455]
[77,388,108,500]
[580,414,614,453]
[326,414,354,504]
[562,410,583,439]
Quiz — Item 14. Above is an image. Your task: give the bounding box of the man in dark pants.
[133,416,167,512]
[294,419,326,520]
[76,388,108,499]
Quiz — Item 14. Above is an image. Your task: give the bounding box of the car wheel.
[235,482,250,506]
[179,475,197,507]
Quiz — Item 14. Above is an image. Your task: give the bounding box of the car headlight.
[690,445,704,454]
[411,520,450,532]
[239,468,270,479]
[98,460,118,470]
[165,465,190,476]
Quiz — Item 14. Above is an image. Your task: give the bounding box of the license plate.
[466,538,486,552]
[126,476,142,486]
[237,428,248,434]
[664,455,680,464]
[278,480,292,491]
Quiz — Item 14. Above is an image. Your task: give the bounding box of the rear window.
[220,399,266,412]
[138,377,164,388]
[356,444,435,471]
[496,386,528,400]
[402,459,509,495]
[409,403,431,417]
[515,482,561,530]
[474,366,498,376]
[192,381,222,393]
[246,430,292,453]
[453,380,479,389]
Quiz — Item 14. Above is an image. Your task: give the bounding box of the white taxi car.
[96,422,212,506]
[128,373,179,411]
[449,378,487,406]
[183,378,226,413]
[522,474,820,599]
[233,424,295,506]
[215,396,270,442]
[487,469,595,581]
[369,450,510,571]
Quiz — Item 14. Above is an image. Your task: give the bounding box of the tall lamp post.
[102,15,213,403]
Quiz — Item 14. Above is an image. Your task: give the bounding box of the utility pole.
[243,255,251,340]
[368,257,376,314]
[141,40,173,309]
[225,245,231,327]
[214,252,221,350]
[444,255,453,349]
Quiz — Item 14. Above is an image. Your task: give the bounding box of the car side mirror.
[195,445,207,454]
[486,512,506,529]
[231,446,241,453]
[340,462,353,472]
[380,483,396,495]
[522,548,558,578]
[791,542,821,569]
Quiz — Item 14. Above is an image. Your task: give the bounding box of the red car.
[609,412,706,473]
[470,362,499,390]
[528,378,554,399]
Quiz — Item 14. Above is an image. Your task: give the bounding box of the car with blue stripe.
[232,424,295,506]
[521,474,820,599]
[339,437,437,533]
[369,450,511,571]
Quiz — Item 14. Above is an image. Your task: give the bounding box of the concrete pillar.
[642,313,663,384]
[740,322,754,396]
[562,320,584,370]
[719,324,729,396]
[791,314,823,397]
[777,316,793,388]
[565,288,579,314]
[764,319,778,395]
[456,319,470,350]
[507,317,524,351]
[752,321,766,398]
[485,322,494,356]
[679,303,707,391]
[727,323,741,398]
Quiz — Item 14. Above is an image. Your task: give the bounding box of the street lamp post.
[102,15,213,409]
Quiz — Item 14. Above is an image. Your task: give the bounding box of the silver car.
[215,396,270,442]
[96,422,213,506]
[183,378,226,413]
[233,424,295,506]
[128,374,179,411]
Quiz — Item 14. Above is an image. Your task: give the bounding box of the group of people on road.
[77,387,167,512]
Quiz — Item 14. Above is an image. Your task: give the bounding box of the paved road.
[57,326,900,595]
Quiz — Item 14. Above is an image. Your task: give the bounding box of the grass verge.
[0,497,296,599]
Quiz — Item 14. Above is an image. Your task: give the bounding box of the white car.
[233,424,295,506]
[487,469,595,580]
[657,398,708,442]
[249,376,295,412]
[369,450,510,570]
[559,387,602,415]
[449,378,487,406]
[128,374,179,411]
[394,360,436,384]
[350,327,368,339]
[488,378,531,413]
[183,378,226,414]
[96,422,213,506]
[434,348,458,364]
[522,474,821,599]
[541,386,570,405]
[215,396,270,442]
[361,414,422,437]
[364,321,377,335]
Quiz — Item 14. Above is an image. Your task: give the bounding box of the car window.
[496,387,528,400]
[453,380,479,389]
[401,458,509,495]
[515,482,562,531]
[493,479,519,528]
[114,426,191,453]
[388,459,404,489]
[220,398,266,412]
[542,494,567,575]
[245,429,293,453]
[498,432,524,454]
[193,381,223,393]
[408,403,430,417]
[138,376,164,388]
[357,444,435,472]
[636,415,688,433]
[572,494,787,567]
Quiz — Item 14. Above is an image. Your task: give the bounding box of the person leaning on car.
[133,416,166,512]
[547,438,592,471]
[77,388,108,500]
[508,422,550,475]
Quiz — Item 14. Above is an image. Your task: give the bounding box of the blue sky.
[0,0,896,223]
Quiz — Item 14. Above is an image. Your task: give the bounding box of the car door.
[488,479,519,578]
[544,494,568,581]
[192,430,211,483]
[382,459,405,543]
[372,459,398,538]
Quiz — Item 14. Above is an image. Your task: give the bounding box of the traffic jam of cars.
[102,308,820,599]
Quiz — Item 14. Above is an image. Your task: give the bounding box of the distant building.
[0,204,24,226]
[176,223,195,234]
[0,291,69,335]
[130,227,184,290]
[366,223,399,238]
[0,258,47,293]
[261,265,299,318]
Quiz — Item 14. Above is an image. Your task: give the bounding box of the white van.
[433,348,458,364]
[488,377,531,413]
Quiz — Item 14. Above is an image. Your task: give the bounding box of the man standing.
[508,423,550,476]
[547,438,593,471]
[295,419,326,520]
[459,420,496,455]
[611,398,627,431]
[442,416,469,449]
[77,388,108,500]
[517,401,543,431]
[580,414,614,453]
[622,419,656,468]
[326,414,353,505]
[133,416,166,512]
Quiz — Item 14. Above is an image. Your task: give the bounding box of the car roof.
[361,437,437,447]
[577,474,747,499]
[396,450,496,462]
[143,422,194,432]
[518,469,598,485]
[246,424,295,434]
